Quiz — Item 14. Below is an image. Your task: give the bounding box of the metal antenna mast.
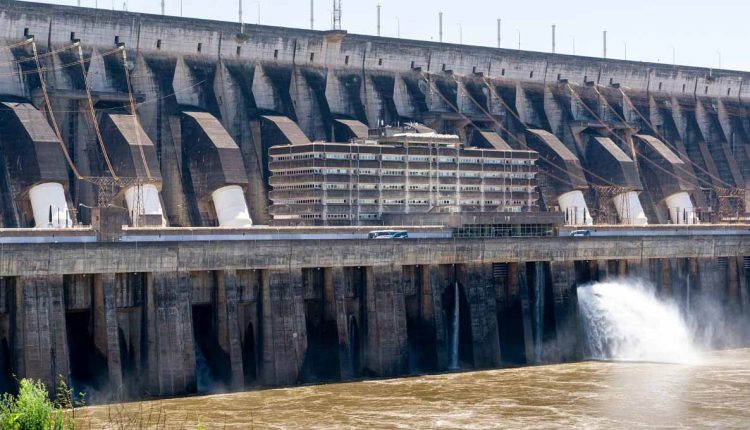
[439,12,443,43]
[377,3,381,37]
[497,19,501,48]
[332,0,342,30]
[239,0,243,32]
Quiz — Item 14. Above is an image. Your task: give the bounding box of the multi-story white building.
[269,126,540,226]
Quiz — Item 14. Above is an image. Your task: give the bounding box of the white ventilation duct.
[613,191,648,225]
[665,192,699,225]
[212,185,253,228]
[29,182,73,228]
[558,190,593,226]
[124,184,167,227]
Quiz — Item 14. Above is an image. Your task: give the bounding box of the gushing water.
[450,282,460,370]
[578,280,701,364]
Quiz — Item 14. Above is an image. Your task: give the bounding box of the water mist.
[578,279,701,364]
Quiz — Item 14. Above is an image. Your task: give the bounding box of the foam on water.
[578,279,702,364]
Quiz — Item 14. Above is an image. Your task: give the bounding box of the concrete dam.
[0,0,749,402]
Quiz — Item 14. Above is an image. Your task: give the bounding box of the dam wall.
[0,1,749,228]
[0,230,748,400]
[0,1,749,403]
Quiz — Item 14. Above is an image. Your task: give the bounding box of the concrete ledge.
[0,235,746,277]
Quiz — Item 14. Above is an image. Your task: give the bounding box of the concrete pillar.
[364,265,408,376]
[550,261,583,362]
[661,259,673,298]
[687,258,699,312]
[461,263,502,368]
[144,272,196,396]
[328,267,353,379]
[514,263,535,365]
[216,271,244,390]
[93,274,123,398]
[427,265,450,370]
[739,258,750,314]
[728,257,740,306]
[13,276,69,394]
[596,259,609,281]
[259,268,307,386]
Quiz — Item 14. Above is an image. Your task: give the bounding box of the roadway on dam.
[0,226,749,277]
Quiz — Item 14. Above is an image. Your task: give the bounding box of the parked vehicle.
[368,230,409,239]
[570,230,591,237]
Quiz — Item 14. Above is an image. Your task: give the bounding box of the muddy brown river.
[76,349,750,429]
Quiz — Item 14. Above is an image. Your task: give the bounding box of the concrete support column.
[661,259,673,298]
[93,274,123,398]
[514,262,535,365]
[596,259,609,281]
[461,263,502,368]
[364,265,408,376]
[739,257,750,313]
[428,265,450,370]
[13,276,69,393]
[728,257,740,306]
[144,272,196,397]
[217,270,245,390]
[550,261,583,362]
[328,267,353,379]
[259,268,307,386]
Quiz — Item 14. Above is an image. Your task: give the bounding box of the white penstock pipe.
[613,191,648,225]
[558,190,593,226]
[124,184,167,227]
[665,192,699,225]
[212,185,253,228]
[29,182,73,228]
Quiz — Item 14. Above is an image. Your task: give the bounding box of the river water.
[77,348,750,429]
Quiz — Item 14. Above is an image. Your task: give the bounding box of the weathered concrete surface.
[259,269,307,386]
[144,272,196,396]
[1,235,748,277]
[13,276,68,393]
[461,263,502,368]
[364,265,408,376]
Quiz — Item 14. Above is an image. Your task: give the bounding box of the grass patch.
[0,377,81,430]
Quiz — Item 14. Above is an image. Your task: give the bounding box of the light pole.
[516,29,521,50]
[571,35,576,55]
[457,23,463,45]
[717,51,722,69]
[395,17,400,38]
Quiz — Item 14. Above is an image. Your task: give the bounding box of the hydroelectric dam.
[0,0,749,402]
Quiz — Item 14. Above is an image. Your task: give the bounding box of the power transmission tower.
[332,0,342,30]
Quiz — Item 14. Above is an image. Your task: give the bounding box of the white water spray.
[578,279,701,364]
[450,282,460,370]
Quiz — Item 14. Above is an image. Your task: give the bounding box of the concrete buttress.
[365,265,408,376]
[259,268,307,386]
[461,263,502,368]
[13,276,69,394]
[144,272,196,397]
[216,271,244,390]
[93,274,123,399]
